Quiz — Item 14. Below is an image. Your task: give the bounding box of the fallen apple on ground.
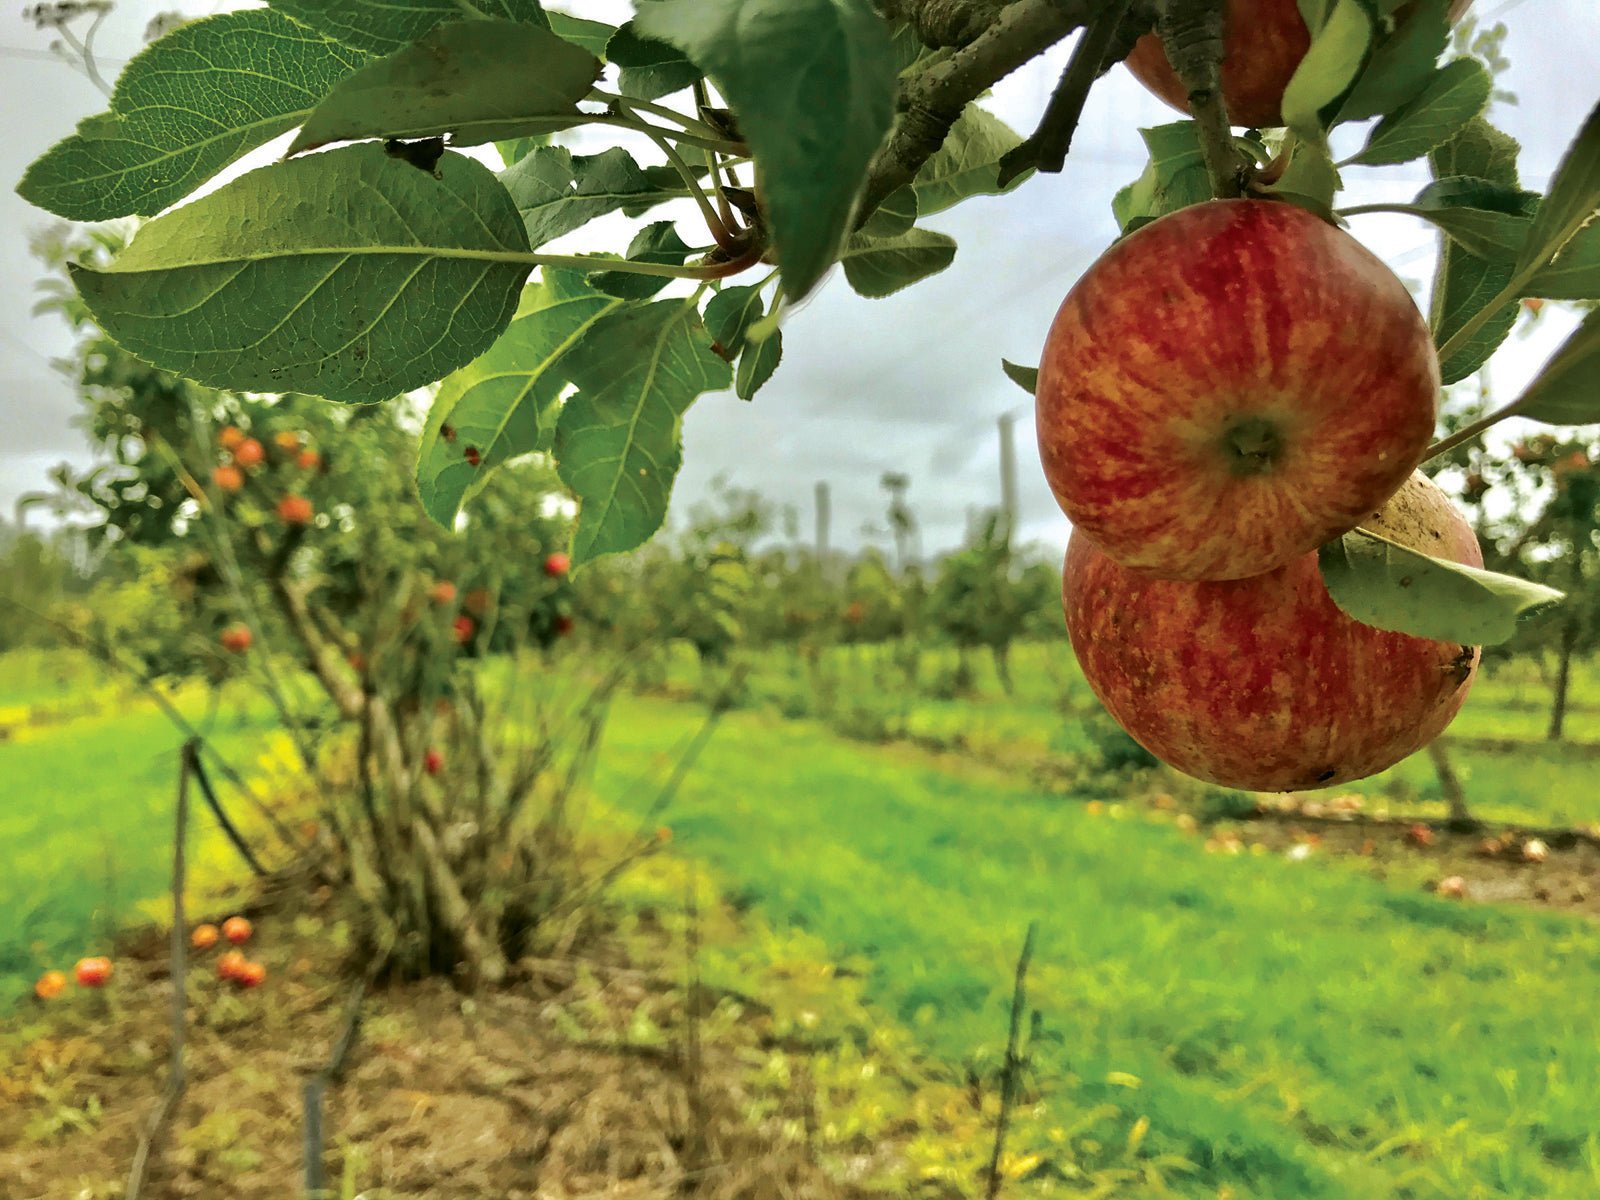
[1062,472,1481,791]
[1037,199,1438,581]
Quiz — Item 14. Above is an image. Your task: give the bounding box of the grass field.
[0,667,285,1010]
[594,696,1600,1198]
[4,646,1599,1196]
[664,640,1600,830]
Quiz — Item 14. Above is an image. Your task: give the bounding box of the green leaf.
[288,21,600,154]
[704,283,782,400]
[1269,138,1342,221]
[862,186,919,238]
[1389,176,1538,262]
[18,9,366,221]
[1514,308,1600,425]
[71,144,530,405]
[496,136,548,168]
[608,22,702,100]
[703,284,767,356]
[735,329,783,400]
[501,146,658,248]
[555,301,732,562]
[635,0,898,301]
[1351,58,1491,166]
[548,10,616,56]
[1001,360,1038,395]
[1429,120,1523,382]
[1282,0,1374,138]
[1111,123,1211,232]
[913,105,1030,216]
[1337,0,1453,122]
[1524,221,1600,300]
[1319,529,1563,646]
[269,0,549,56]
[839,229,958,298]
[587,222,694,300]
[1513,97,1600,278]
[1432,116,1521,185]
[417,271,623,526]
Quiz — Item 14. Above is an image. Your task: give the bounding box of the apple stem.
[1158,0,1242,199]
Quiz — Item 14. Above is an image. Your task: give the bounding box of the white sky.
[0,0,1595,561]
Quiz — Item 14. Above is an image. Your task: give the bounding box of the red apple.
[453,615,476,644]
[1123,0,1472,129]
[35,970,67,1000]
[220,624,253,654]
[217,949,247,981]
[232,438,265,468]
[423,748,444,776]
[276,494,314,525]
[1061,472,1481,791]
[191,923,220,950]
[74,956,113,988]
[544,551,571,577]
[222,915,253,945]
[235,961,267,989]
[1038,199,1438,580]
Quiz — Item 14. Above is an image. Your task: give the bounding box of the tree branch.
[858,0,1101,222]
[1158,0,1242,198]
[999,0,1139,183]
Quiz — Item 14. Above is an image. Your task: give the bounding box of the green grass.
[662,640,1600,830]
[0,684,281,1009]
[596,694,1600,1199]
[6,643,1600,1195]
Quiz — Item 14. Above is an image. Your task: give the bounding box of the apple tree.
[14,0,1600,792]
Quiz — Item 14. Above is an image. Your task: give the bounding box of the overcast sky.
[1,0,1595,562]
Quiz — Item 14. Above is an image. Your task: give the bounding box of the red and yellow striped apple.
[1037,199,1438,581]
[1123,0,1472,129]
[1062,472,1481,791]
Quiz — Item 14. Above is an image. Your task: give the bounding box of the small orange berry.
[74,957,113,988]
[35,970,67,1000]
[221,915,253,945]
[235,961,267,989]
[217,949,247,981]
[273,431,302,453]
[191,923,220,951]
[276,495,314,525]
[212,464,244,492]
[232,438,265,468]
[217,425,246,450]
[296,448,321,470]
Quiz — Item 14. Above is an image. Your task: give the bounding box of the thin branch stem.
[857,0,1094,222]
[1424,398,1523,462]
[1005,0,1134,178]
[582,112,746,156]
[1159,0,1241,199]
[985,920,1039,1200]
[634,118,736,247]
[588,88,727,140]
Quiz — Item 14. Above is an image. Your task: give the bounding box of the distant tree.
[1454,430,1600,740]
